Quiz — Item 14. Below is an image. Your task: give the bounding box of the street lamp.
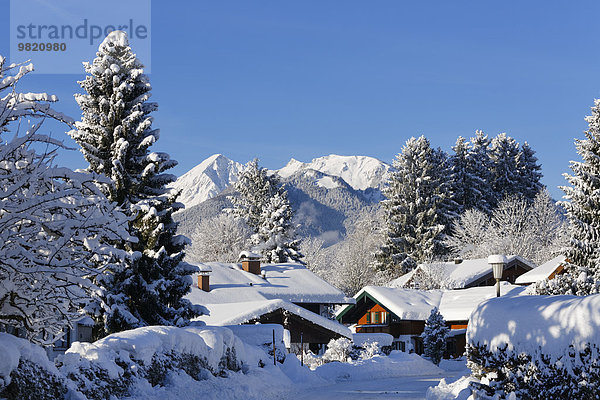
[488,255,507,297]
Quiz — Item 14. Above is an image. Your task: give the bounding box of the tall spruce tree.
[517,141,544,202]
[534,100,600,296]
[231,159,302,263]
[489,133,521,206]
[251,191,303,263]
[468,130,494,213]
[375,136,447,276]
[450,136,489,214]
[432,146,459,233]
[70,31,199,335]
[230,159,279,231]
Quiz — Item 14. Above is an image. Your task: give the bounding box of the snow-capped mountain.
[173,154,389,245]
[173,154,391,211]
[277,155,391,191]
[171,154,244,210]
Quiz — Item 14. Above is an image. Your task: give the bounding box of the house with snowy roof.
[391,255,536,290]
[336,283,527,358]
[186,254,355,353]
[515,255,568,286]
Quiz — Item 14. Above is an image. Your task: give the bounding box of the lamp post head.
[488,254,507,280]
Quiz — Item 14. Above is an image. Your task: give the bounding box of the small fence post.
[300,332,304,366]
[273,329,276,366]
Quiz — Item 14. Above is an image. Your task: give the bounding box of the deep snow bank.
[1,326,447,400]
[430,294,600,400]
[468,294,600,359]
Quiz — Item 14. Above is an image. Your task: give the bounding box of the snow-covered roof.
[338,283,527,322]
[75,316,95,327]
[185,262,355,305]
[350,286,443,321]
[388,269,416,288]
[437,284,527,321]
[390,256,536,289]
[197,299,351,338]
[515,255,566,284]
[238,251,261,260]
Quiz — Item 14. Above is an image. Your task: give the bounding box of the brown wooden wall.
[357,304,388,325]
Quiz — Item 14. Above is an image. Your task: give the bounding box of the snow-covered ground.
[1,325,470,400]
[289,357,470,400]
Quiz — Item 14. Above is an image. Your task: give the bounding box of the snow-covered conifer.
[374,136,446,276]
[517,141,544,202]
[468,130,494,213]
[251,190,303,263]
[535,100,600,295]
[231,159,302,263]
[69,31,199,334]
[489,133,521,205]
[421,307,449,366]
[230,158,279,231]
[450,136,488,213]
[432,146,459,233]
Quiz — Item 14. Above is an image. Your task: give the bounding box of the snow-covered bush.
[0,333,72,400]
[322,337,353,363]
[358,340,382,359]
[300,350,325,369]
[421,307,449,366]
[56,325,271,399]
[466,295,600,399]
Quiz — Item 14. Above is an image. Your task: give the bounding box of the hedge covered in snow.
[465,294,600,399]
[0,325,283,400]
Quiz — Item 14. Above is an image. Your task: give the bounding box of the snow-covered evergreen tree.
[230,159,279,231]
[432,146,459,233]
[517,141,544,202]
[450,135,489,214]
[468,130,494,213]
[489,133,521,206]
[69,31,199,335]
[0,56,131,344]
[421,307,449,366]
[374,136,446,276]
[251,190,303,263]
[536,99,600,296]
[231,159,302,263]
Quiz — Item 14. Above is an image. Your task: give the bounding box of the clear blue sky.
[3,1,600,200]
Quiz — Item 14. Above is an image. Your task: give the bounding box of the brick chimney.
[239,251,261,275]
[197,265,212,292]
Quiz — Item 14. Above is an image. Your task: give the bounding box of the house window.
[366,312,370,323]
[382,312,388,324]
[372,312,379,324]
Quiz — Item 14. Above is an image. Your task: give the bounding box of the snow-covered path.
[292,372,461,400]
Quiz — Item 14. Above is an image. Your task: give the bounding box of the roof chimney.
[239,250,261,275]
[454,258,463,264]
[197,265,212,292]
